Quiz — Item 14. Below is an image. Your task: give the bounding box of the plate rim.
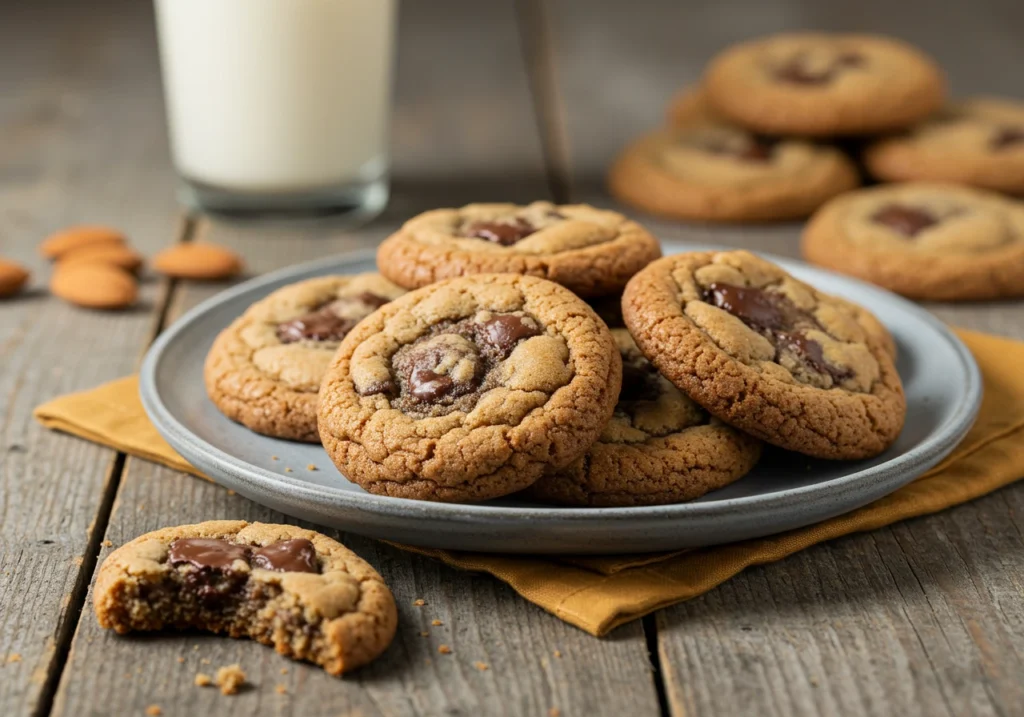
[140,243,983,526]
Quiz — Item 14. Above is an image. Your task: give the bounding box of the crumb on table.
[419,631,429,638]
[7,653,22,663]
[438,645,452,655]
[145,706,162,716]
[275,684,287,695]
[553,649,562,658]
[306,464,317,471]
[194,673,212,687]
[549,708,561,717]
[279,667,288,675]
[474,661,489,671]
[431,619,443,626]
[176,657,184,664]
[413,599,425,607]
[215,664,246,695]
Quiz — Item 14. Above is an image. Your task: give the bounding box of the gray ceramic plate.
[140,242,982,554]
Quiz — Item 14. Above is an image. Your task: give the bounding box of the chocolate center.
[871,204,939,237]
[479,314,542,357]
[773,51,865,85]
[990,126,1024,151]
[168,537,319,574]
[701,135,778,162]
[250,538,318,573]
[462,218,537,246]
[276,292,390,344]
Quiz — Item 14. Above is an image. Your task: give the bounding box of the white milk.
[154,0,396,198]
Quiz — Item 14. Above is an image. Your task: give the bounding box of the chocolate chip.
[276,293,391,344]
[479,315,541,356]
[168,538,250,570]
[354,292,390,309]
[990,126,1024,151]
[251,538,318,573]
[409,367,455,402]
[619,363,662,403]
[773,51,865,85]
[871,204,939,237]
[703,283,792,331]
[779,332,852,383]
[463,219,537,246]
[702,136,777,162]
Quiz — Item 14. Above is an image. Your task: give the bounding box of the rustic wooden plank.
[52,1,662,715]
[0,0,181,714]
[542,0,1024,715]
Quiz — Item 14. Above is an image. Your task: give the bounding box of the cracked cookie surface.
[317,274,622,502]
[704,33,945,137]
[375,201,661,298]
[622,250,905,459]
[204,273,405,441]
[93,520,397,675]
[802,182,1024,300]
[608,123,859,222]
[864,98,1024,195]
[527,329,762,506]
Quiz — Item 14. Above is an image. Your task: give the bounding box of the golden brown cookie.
[317,274,622,502]
[204,273,405,442]
[375,201,661,298]
[608,125,859,222]
[666,85,719,127]
[527,329,761,506]
[93,520,397,675]
[704,33,945,137]
[864,97,1024,195]
[802,182,1024,301]
[622,250,905,460]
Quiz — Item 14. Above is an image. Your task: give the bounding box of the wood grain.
[540,1,1024,714]
[50,1,661,715]
[0,0,179,714]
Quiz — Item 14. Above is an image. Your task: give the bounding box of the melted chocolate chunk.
[397,336,482,405]
[357,379,396,397]
[871,204,939,237]
[276,293,391,344]
[479,314,542,356]
[251,538,319,573]
[168,538,250,570]
[990,126,1024,151]
[779,332,852,383]
[773,51,865,85]
[703,283,792,331]
[463,218,537,246]
[619,362,662,404]
[703,136,777,162]
[409,367,456,402]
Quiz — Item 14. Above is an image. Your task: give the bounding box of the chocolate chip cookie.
[802,182,1024,300]
[317,274,622,502]
[527,329,761,506]
[623,251,905,459]
[375,201,661,298]
[704,33,945,137]
[93,521,397,675]
[666,85,719,127]
[864,97,1024,195]
[204,273,405,442]
[608,125,859,222]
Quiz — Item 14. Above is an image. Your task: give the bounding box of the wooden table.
[3,1,1024,715]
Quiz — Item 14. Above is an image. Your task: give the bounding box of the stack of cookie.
[205,202,906,507]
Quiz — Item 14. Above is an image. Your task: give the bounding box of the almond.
[152,243,243,280]
[40,225,126,260]
[50,263,137,309]
[59,243,145,274]
[0,258,30,298]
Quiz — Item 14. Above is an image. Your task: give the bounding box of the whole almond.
[0,258,30,298]
[152,243,243,280]
[40,225,126,260]
[59,243,145,274]
[50,263,137,309]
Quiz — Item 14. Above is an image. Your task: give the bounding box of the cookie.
[622,250,905,459]
[864,97,1024,195]
[204,273,405,442]
[802,182,1024,301]
[317,274,622,502]
[375,201,661,298]
[703,33,945,137]
[666,85,719,127]
[526,329,762,506]
[93,520,397,675]
[608,125,859,222]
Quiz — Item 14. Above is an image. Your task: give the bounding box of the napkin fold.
[33,329,1024,636]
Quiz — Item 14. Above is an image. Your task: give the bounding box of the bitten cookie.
[93,521,397,675]
[527,329,762,506]
[622,250,905,459]
[204,273,405,442]
[703,33,945,137]
[802,182,1024,301]
[375,201,661,298]
[318,274,622,502]
[608,125,859,222]
[864,97,1024,195]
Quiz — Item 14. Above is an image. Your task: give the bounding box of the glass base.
[177,176,389,225]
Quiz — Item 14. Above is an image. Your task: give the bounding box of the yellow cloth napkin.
[33,329,1024,637]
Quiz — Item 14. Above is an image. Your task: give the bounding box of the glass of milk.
[154,0,396,218]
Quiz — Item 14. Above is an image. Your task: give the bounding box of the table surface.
[3,1,1024,715]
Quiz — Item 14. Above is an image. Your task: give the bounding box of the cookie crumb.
[474,661,489,671]
[284,467,293,473]
[431,619,443,626]
[74,556,84,566]
[279,667,288,675]
[438,645,452,655]
[553,650,562,658]
[215,664,246,695]
[200,658,211,665]
[192,645,199,651]
[7,653,22,663]
[194,673,212,687]
[176,657,185,664]
[413,599,425,607]
[549,708,561,717]
[275,684,287,695]
[420,631,429,638]
[226,489,236,496]
[145,706,162,716]
[101,540,113,547]
[306,464,318,471]
[271,455,279,461]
